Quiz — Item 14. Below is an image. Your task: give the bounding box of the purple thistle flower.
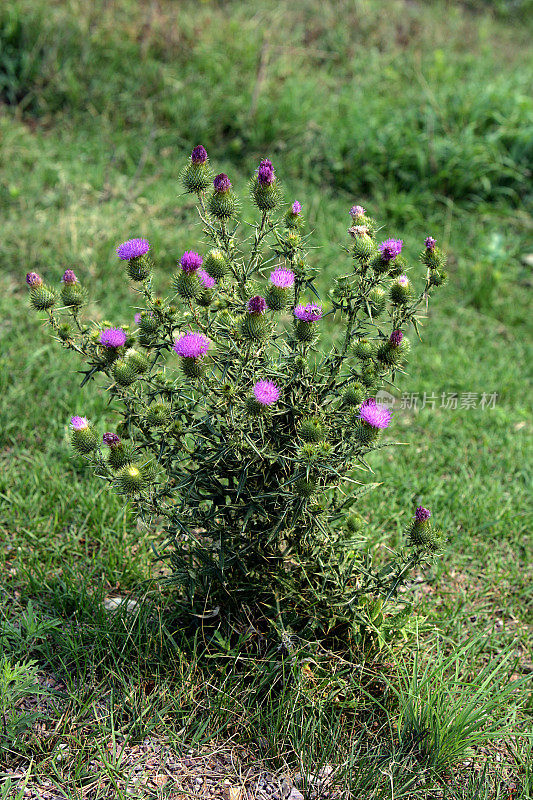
[173,332,211,358]
[379,238,403,261]
[198,269,215,289]
[134,312,142,324]
[213,173,232,193]
[415,506,431,521]
[425,237,436,251]
[26,272,42,287]
[246,296,268,315]
[103,432,121,448]
[293,303,323,323]
[359,399,392,429]
[99,328,127,348]
[257,159,275,186]
[253,380,280,406]
[389,330,403,347]
[397,275,409,287]
[291,201,301,215]
[270,268,295,289]
[116,238,150,260]
[180,251,203,273]
[62,269,78,284]
[191,145,208,164]
[350,205,366,219]
[70,416,89,430]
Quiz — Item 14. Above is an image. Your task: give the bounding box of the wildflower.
[173,332,211,358]
[116,238,150,260]
[257,159,275,186]
[253,380,280,406]
[390,330,403,347]
[293,304,322,322]
[70,415,98,454]
[270,268,295,289]
[198,269,215,289]
[415,506,431,521]
[425,237,436,251]
[246,296,268,315]
[213,173,232,193]
[350,205,366,219]
[180,251,203,273]
[379,238,403,261]
[359,399,392,429]
[71,416,89,430]
[292,201,301,215]
[26,272,42,286]
[61,269,77,284]
[99,328,127,348]
[103,432,121,448]
[191,145,208,164]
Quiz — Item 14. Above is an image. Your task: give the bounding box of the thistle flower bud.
[204,248,229,281]
[173,332,211,378]
[355,399,392,444]
[115,463,145,495]
[26,272,42,287]
[299,418,325,442]
[293,304,322,342]
[137,311,158,337]
[246,380,280,414]
[407,506,444,551]
[294,476,317,498]
[116,238,152,281]
[366,287,386,317]
[208,174,237,219]
[182,145,213,193]
[145,401,172,426]
[70,416,98,454]
[352,233,374,263]
[421,237,447,271]
[27,274,55,310]
[242,296,269,341]
[353,338,375,360]
[284,200,303,229]
[342,383,365,407]
[125,348,149,374]
[389,275,412,305]
[360,363,378,388]
[428,268,448,287]
[377,331,410,366]
[112,358,137,386]
[173,270,202,299]
[346,513,366,533]
[103,432,134,470]
[60,269,86,307]
[251,159,281,211]
[266,268,295,310]
[350,205,366,221]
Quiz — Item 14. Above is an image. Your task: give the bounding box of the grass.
[1,0,532,796]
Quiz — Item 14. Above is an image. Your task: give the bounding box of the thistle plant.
[26,148,448,648]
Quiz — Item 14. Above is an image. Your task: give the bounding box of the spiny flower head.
[359,399,392,429]
[270,267,295,289]
[116,238,150,260]
[257,159,275,186]
[246,295,268,315]
[390,330,403,347]
[198,269,215,289]
[103,432,121,448]
[191,145,208,164]
[291,201,301,215]
[174,332,211,358]
[253,380,280,406]
[397,274,409,287]
[26,272,42,287]
[99,328,127,348]
[180,251,203,273]
[213,173,231,193]
[425,236,436,251]
[61,269,78,284]
[294,303,322,322]
[71,416,89,430]
[379,238,403,261]
[350,205,366,219]
[415,506,431,522]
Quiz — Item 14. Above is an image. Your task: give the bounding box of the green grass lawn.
[1,0,532,796]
